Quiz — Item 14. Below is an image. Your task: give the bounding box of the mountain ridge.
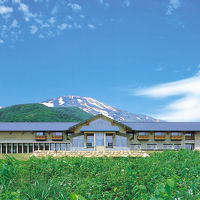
[41,95,160,122]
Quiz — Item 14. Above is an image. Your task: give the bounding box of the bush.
[0,150,200,199]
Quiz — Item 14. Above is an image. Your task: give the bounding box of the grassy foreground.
[0,150,200,199]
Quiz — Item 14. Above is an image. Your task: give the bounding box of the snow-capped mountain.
[41,96,161,122]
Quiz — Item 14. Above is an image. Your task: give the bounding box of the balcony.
[137,136,149,141]
[154,136,166,141]
[52,136,63,141]
[35,136,47,141]
[185,136,195,140]
[171,136,182,141]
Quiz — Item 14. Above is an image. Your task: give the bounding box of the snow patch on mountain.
[41,96,161,122]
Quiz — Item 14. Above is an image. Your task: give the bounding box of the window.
[55,143,60,151]
[116,135,127,147]
[138,132,149,136]
[29,144,33,153]
[106,134,113,148]
[96,133,104,146]
[155,132,165,136]
[39,143,44,150]
[52,132,63,136]
[66,143,70,151]
[174,144,181,150]
[73,135,84,147]
[147,144,157,150]
[13,144,18,153]
[171,132,181,136]
[50,143,55,150]
[185,132,194,140]
[34,143,39,151]
[60,144,65,151]
[45,143,49,150]
[87,134,94,148]
[163,144,173,150]
[130,144,141,150]
[36,132,44,136]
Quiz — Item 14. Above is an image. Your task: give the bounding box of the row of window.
[35,132,195,137]
[73,134,128,148]
[36,132,63,136]
[138,132,194,136]
[0,143,70,154]
[131,143,194,150]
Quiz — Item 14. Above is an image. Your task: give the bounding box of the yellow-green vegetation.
[0,150,200,199]
[0,153,31,161]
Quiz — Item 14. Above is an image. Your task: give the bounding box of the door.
[185,143,194,150]
[95,133,105,151]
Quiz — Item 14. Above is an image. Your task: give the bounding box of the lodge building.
[0,114,200,154]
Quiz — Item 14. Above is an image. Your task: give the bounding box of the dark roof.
[123,122,200,131]
[0,122,78,131]
[0,121,199,132]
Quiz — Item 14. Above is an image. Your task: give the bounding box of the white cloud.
[13,0,36,22]
[30,25,38,34]
[88,24,95,29]
[11,19,19,28]
[134,71,200,121]
[79,14,85,19]
[49,17,55,24]
[57,23,67,31]
[99,0,109,7]
[155,67,164,72]
[0,39,4,43]
[124,0,131,7]
[68,3,82,11]
[166,0,181,15]
[0,6,13,15]
[19,3,29,13]
[74,22,82,29]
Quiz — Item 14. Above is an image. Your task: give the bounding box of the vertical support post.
[84,133,87,148]
[27,143,29,153]
[104,132,106,149]
[11,143,13,154]
[113,133,116,149]
[94,133,96,151]
[22,143,24,154]
[0,143,2,154]
[33,143,35,152]
[43,143,45,151]
[17,143,18,153]
[6,143,7,154]
[49,143,50,151]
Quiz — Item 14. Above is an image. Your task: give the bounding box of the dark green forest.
[0,104,92,122]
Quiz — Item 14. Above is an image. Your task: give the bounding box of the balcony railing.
[137,136,149,141]
[185,136,195,140]
[52,136,63,141]
[35,136,47,141]
[171,136,182,141]
[154,136,166,141]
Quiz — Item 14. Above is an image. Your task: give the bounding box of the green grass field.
[0,150,200,199]
[0,153,32,161]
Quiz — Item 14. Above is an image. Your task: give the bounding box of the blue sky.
[0,0,200,121]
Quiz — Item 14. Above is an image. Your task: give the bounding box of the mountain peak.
[41,95,160,122]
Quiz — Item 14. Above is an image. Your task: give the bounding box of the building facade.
[0,114,200,154]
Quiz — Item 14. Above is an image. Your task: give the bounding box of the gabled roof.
[68,114,132,132]
[123,122,200,131]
